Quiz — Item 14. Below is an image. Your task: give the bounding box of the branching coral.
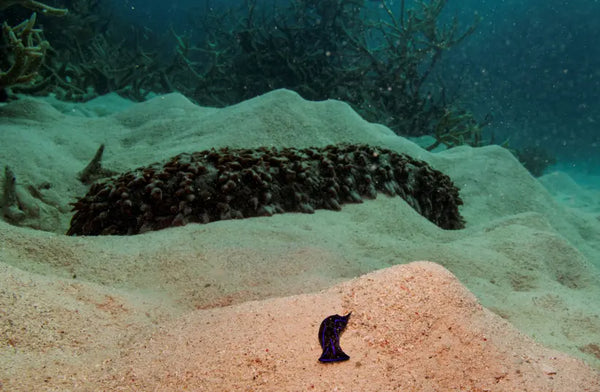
[24,0,161,102]
[0,0,66,89]
[0,0,67,16]
[0,13,49,88]
[345,0,481,137]
[165,0,483,149]
[426,109,489,151]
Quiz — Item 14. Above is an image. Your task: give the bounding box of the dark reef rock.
[67,144,465,236]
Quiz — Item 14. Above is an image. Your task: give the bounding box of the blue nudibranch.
[318,312,351,362]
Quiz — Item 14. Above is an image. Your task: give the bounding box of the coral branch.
[0,0,67,16]
[0,13,49,88]
[2,166,25,222]
[78,144,117,184]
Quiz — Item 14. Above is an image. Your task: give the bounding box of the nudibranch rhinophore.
[318,312,351,362]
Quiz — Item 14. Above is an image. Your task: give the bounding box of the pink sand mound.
[85,262,597,391]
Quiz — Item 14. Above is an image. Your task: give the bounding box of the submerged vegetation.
[1,0,487,149]
[169,0,485,147]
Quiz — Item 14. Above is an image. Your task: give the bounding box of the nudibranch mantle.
[318,312,351,363]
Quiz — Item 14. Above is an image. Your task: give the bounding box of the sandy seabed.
[1,89,600,391]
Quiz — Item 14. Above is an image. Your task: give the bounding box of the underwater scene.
[1,0,599,390]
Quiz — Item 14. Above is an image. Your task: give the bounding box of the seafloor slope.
[0,90,599,390]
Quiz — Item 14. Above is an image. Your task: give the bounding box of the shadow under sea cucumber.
[67,144,465,235]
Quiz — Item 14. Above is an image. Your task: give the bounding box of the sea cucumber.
[67,144,465,235]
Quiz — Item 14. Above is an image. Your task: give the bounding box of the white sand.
[1,89,599,390]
